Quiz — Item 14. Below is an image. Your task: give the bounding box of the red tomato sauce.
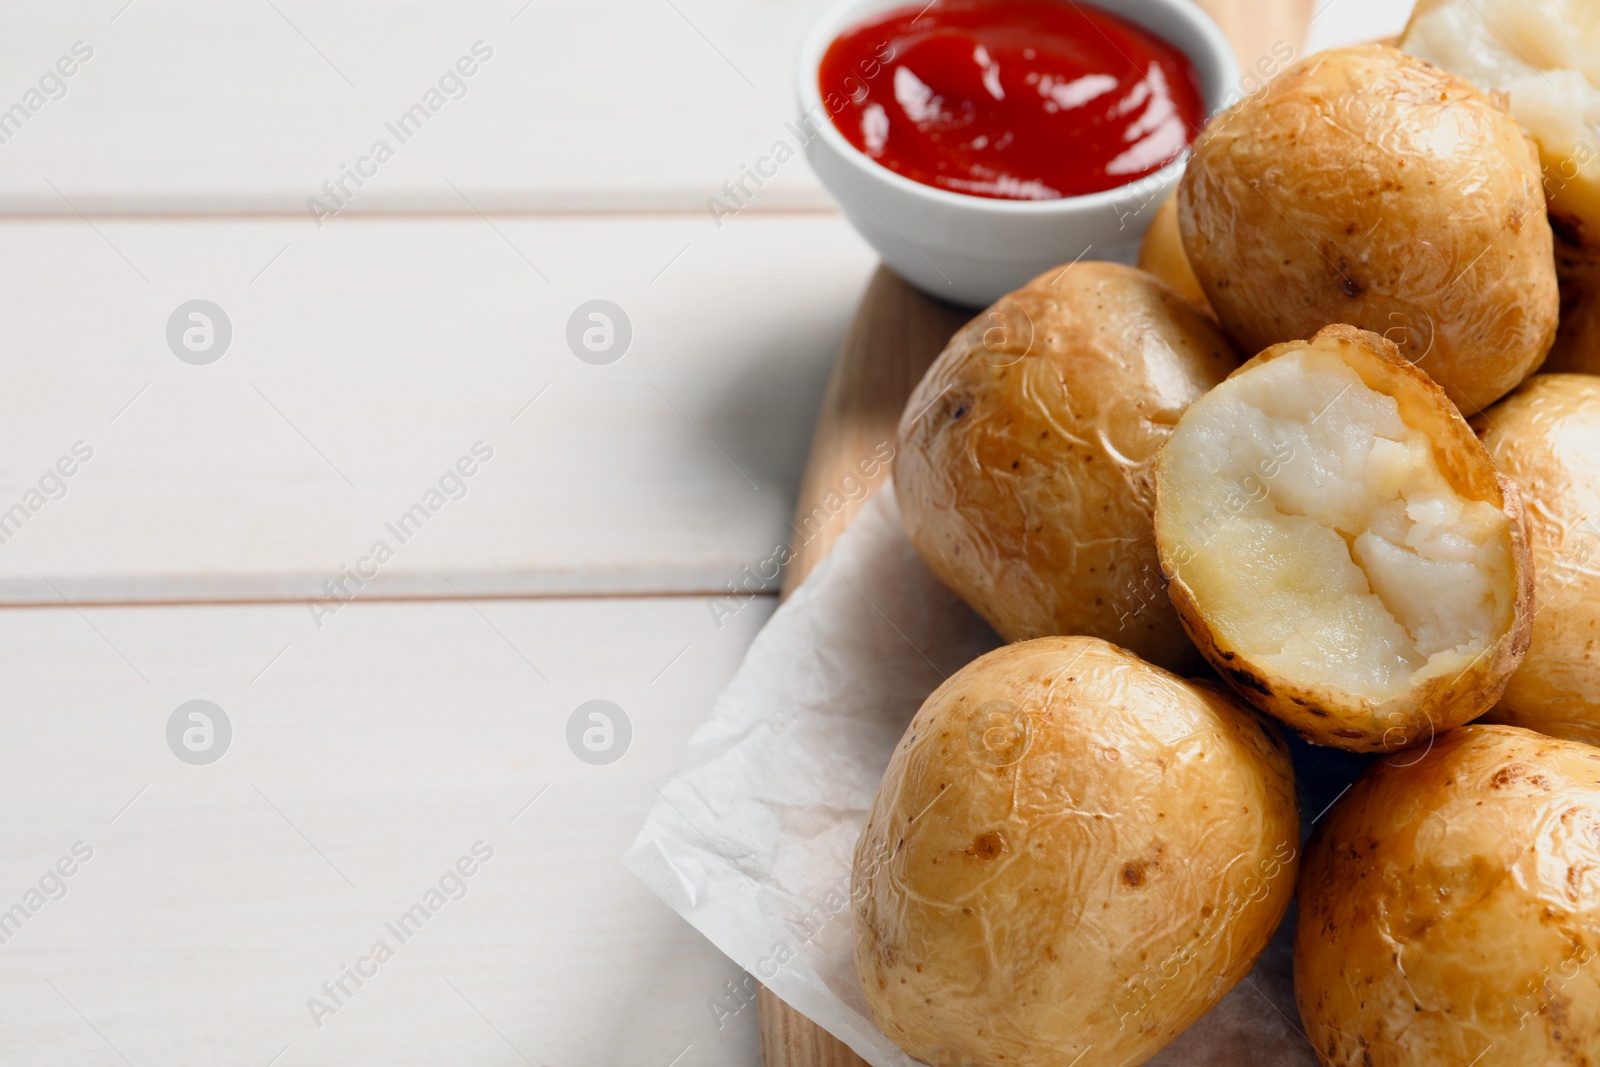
[818,0,1205,200]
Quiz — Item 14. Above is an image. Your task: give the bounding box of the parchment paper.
[625,484,1342,1066]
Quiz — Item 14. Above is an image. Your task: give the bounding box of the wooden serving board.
[761,2,1315,1063]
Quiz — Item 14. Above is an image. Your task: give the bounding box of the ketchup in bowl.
[818,0,1205,200]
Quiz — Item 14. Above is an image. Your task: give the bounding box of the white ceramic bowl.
[797,0,1239,306]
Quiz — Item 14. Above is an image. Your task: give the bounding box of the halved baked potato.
[1154,325,1533,751]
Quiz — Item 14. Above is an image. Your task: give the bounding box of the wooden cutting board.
[762,3,1316,1063]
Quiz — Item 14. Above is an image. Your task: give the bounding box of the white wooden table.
[0,1,1411,1064]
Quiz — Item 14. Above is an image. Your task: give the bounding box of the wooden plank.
[0,0,836,215]
[0,214,874,603]
[0,593,774,1065]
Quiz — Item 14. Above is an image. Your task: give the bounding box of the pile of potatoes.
[855,27,1600,1067]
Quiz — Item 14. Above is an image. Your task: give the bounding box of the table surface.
[0,1,1411,1063]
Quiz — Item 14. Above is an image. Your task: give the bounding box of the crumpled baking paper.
[624,484,1324,1066]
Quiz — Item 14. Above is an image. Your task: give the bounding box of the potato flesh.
[1165,349,1512,701]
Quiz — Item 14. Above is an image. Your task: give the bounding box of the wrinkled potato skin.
[1155,326,1534,752]
[895,262,1238,672]
[1138,195,1211,314]
[1296,725,1600,1066]
[1179,45,1558,414]
[854,637,1299,1067]
[1475,375,1600,743]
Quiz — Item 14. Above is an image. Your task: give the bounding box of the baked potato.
[1154,324,1533,751]
[853,636,1298,1067]
[1137,195,1210,313]
[1296,724,1600,1065]
[895,262,1238,672]
[1178,44,1558,413]
[1474,374,1600,743]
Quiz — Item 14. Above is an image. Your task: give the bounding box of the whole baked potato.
[1475,374,1600,743]
[1179,44,1558,413]
[1154,325,1533,751]
[854,636,1299,1067]
[895,262,1238,672]
[1296,724,1600,1065]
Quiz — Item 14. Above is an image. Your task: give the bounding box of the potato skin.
[1296,725,1600,1066]
[1138,195,1211,314]
[853,636,1299,1067]
[1155,325,1534,752]
[1179,44,1558,414]
[1475,375,1600,742]
[895,262,1238,672]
